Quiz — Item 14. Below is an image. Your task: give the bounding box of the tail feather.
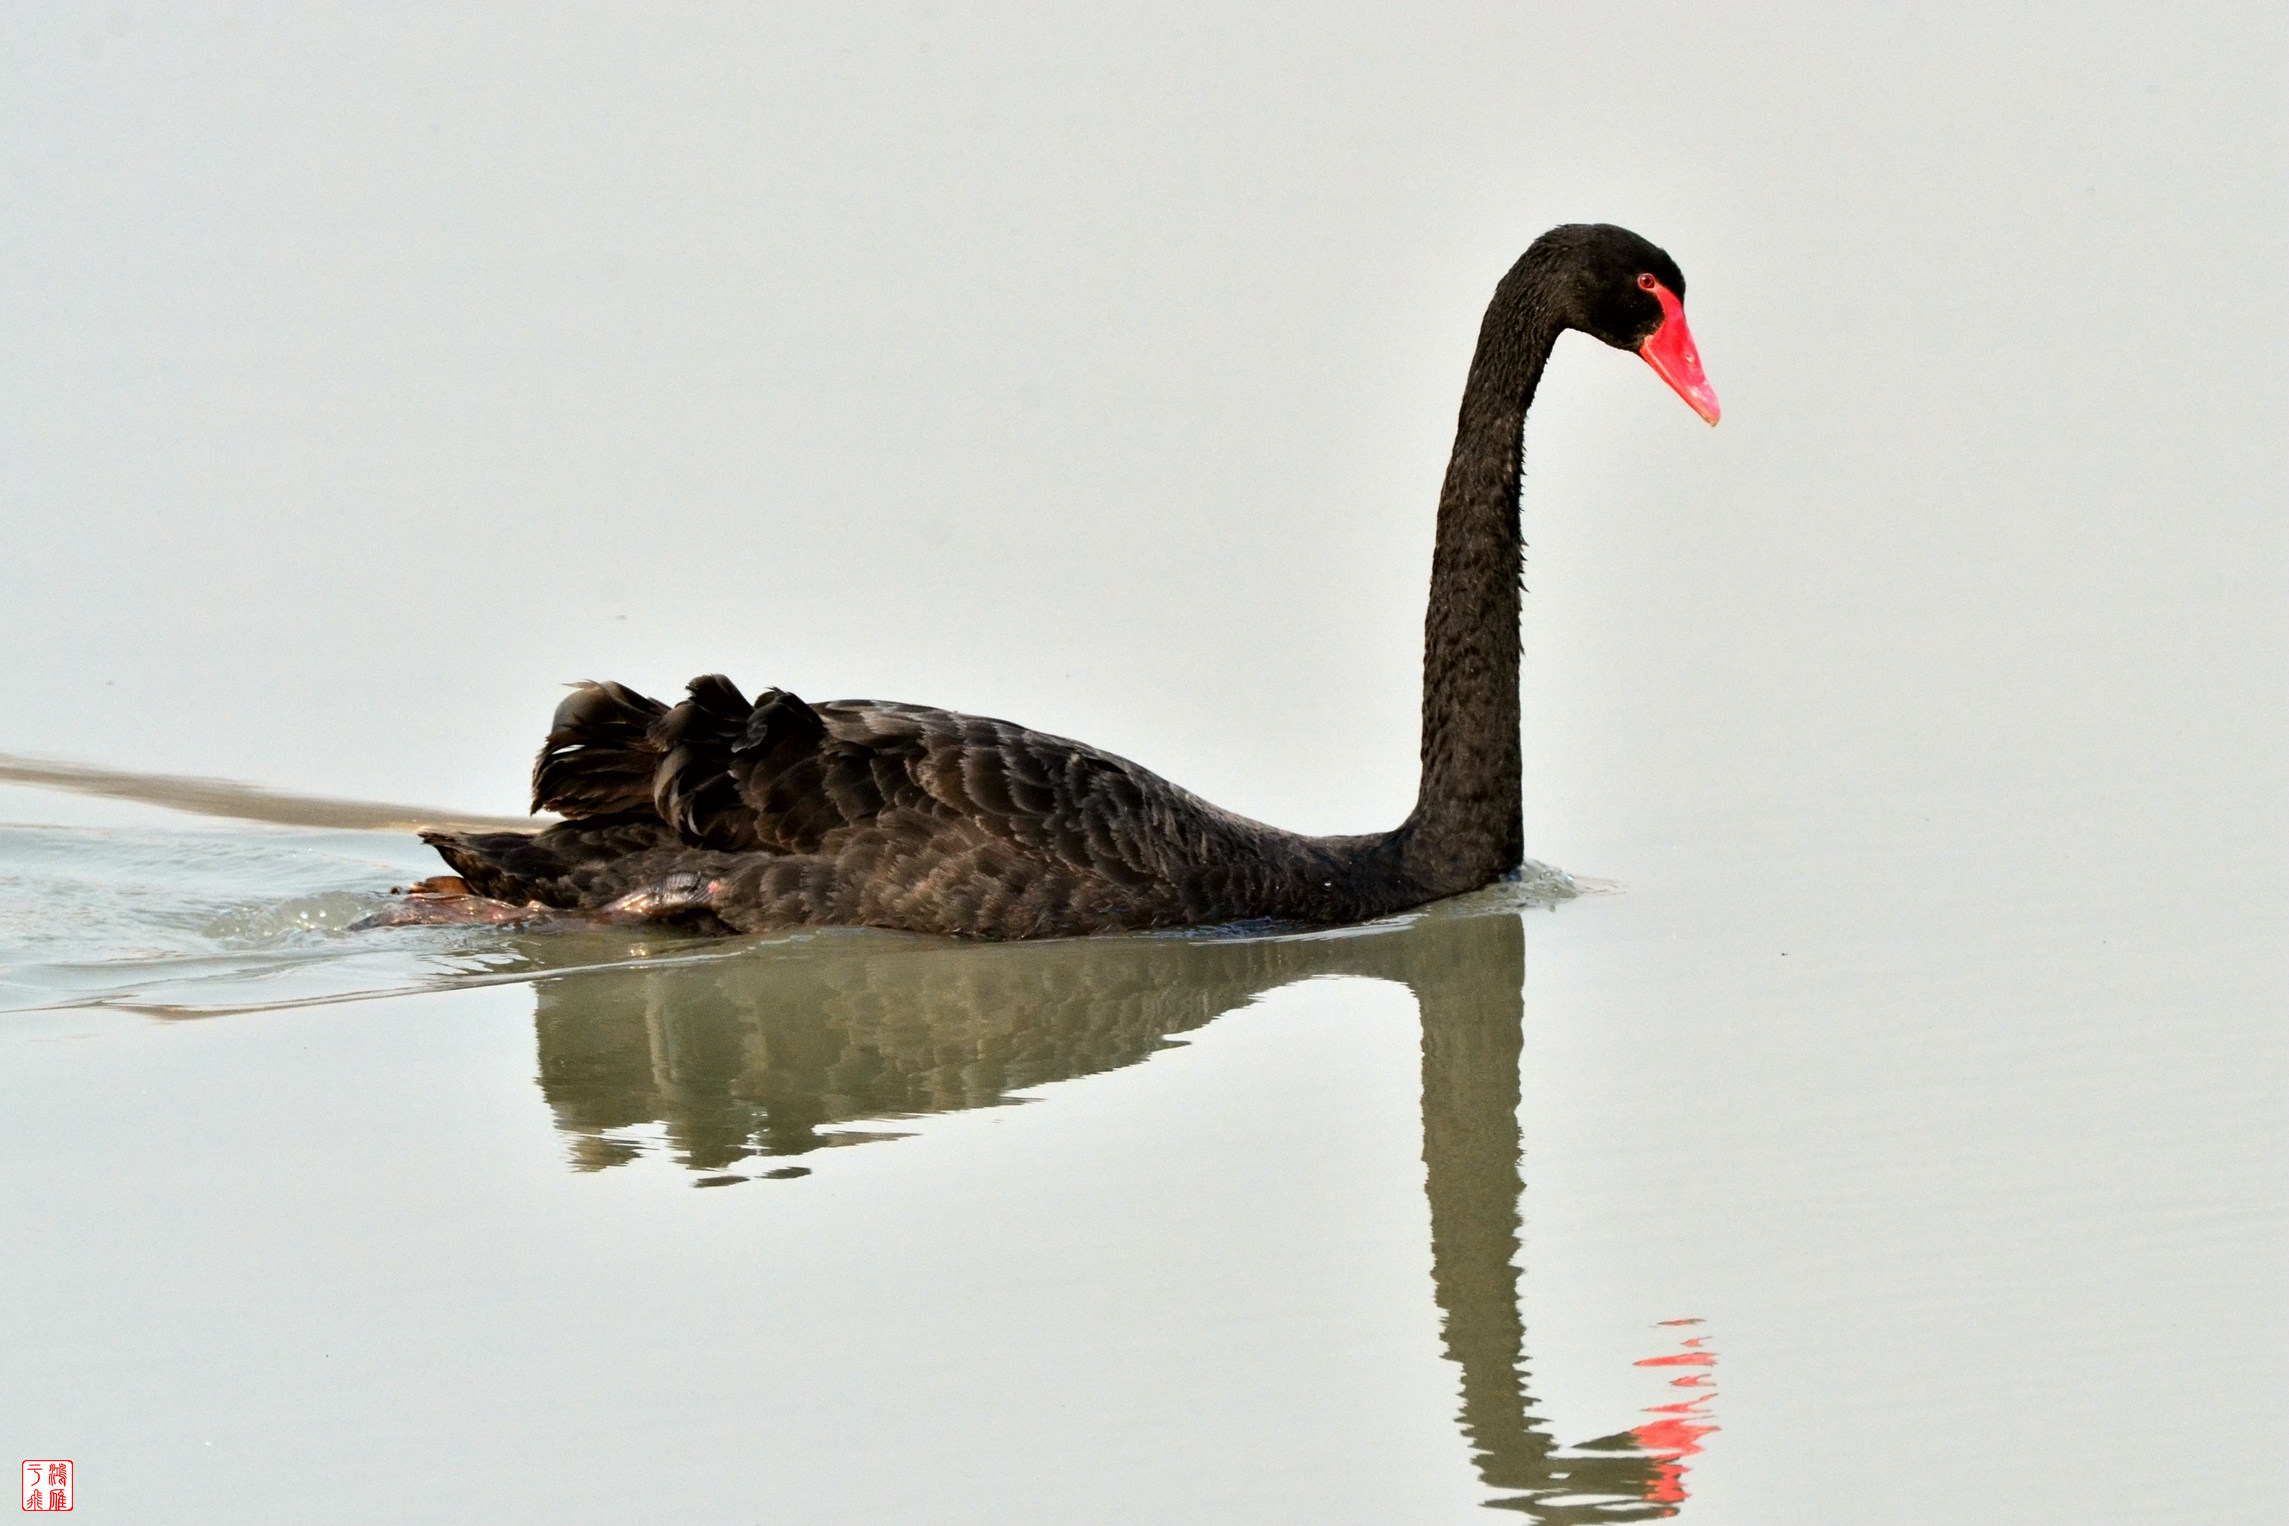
[651,675,829,850]
[651,674,756,846]
[421,817,687,907]
[531,681,670,818]
[422,826,576,904]
[524,672,825,852]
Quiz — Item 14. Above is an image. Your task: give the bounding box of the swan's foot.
[597,870,723,923]
[352,878,551,929]
[353,871,728,934]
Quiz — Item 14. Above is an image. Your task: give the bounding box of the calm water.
[4,6,2284,1521]
[2,755,2280,1524]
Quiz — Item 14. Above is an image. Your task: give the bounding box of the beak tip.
[1637,286,1720,430]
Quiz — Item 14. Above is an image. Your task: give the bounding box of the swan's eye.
[1637,273,1658,291]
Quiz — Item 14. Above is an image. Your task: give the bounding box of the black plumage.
[422,224,1711,939]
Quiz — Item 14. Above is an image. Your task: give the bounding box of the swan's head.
[1529,223,1721,425]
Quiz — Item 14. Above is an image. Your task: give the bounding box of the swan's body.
[429,686,1419,937]
[421,224,1717,939]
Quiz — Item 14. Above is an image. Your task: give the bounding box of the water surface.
[4,778,1709,1523]
[2,759,2279,1523]
[3,6,2283,1520]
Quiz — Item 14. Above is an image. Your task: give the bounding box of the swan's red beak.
[1638,281,1720,425]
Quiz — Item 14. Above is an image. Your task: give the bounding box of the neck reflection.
[524,898,1709,1519]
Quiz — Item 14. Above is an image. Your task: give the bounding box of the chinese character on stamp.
[20,1462,71,1513]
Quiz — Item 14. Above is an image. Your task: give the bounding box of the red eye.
[1637,273,1658,291]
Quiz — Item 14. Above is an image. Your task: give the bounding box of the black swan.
[416,223,1718,939]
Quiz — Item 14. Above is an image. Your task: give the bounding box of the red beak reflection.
[1639,281,1721,425]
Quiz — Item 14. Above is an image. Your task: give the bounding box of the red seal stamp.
[20,1463,70,1513]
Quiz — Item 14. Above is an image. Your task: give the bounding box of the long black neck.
[1398,258,1562,895]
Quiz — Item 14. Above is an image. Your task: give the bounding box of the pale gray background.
[2,5,2284,1523]
[4,3,2278,863]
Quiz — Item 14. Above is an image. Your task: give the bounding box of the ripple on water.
[0,822,741,1016]
[0,819,1592,1018]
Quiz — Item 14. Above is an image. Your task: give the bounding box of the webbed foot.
[351,882,550,929]
[597,870,723,922]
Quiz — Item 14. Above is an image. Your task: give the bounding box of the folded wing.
[532,675,1229,890]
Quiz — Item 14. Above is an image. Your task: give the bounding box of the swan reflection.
[524,893,1711,1520]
